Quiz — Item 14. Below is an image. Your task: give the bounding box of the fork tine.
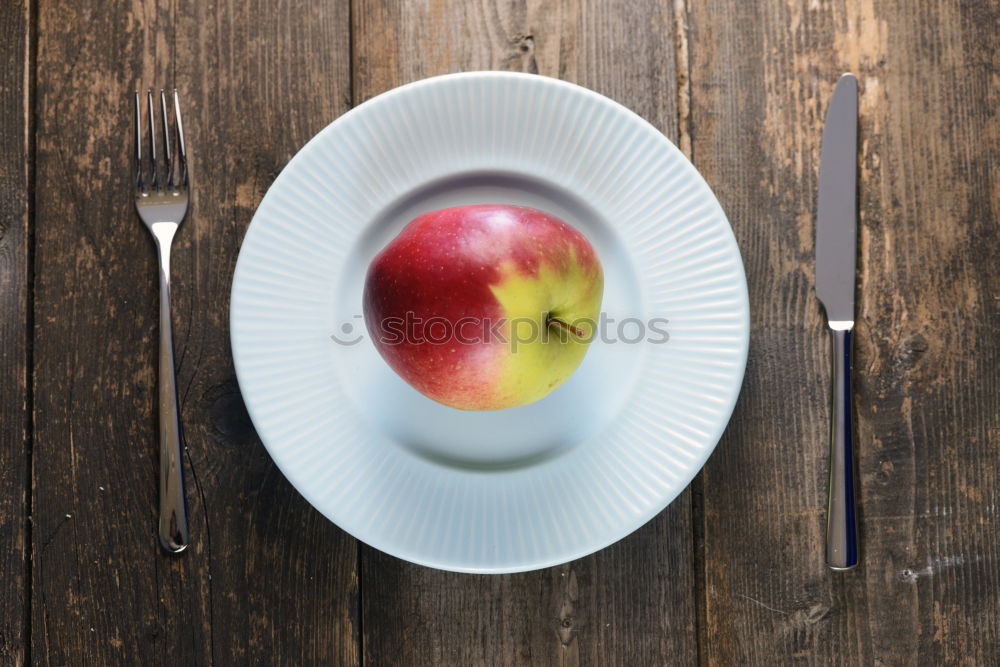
[173,89,188,187]
[133,91,144,193]
[159,89,173,188]
[146,89,158,190]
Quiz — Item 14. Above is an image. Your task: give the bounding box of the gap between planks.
[24,0,39,664]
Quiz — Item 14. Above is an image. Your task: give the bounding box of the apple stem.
[547,315,585,339]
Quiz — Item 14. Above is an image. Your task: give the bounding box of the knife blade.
[816,74,858,325]
[817,73,859,571]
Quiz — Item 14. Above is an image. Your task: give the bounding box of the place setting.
[127,64,877,580]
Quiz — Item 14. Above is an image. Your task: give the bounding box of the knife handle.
[826,326,858,570]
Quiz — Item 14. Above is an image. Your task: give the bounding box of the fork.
[133,89,190,553]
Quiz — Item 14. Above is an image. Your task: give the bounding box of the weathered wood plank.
[0,1,30,664]
[688,0,1000,662]
[171,1,358,663]
[32,0,356,663]
[353,1,697,665]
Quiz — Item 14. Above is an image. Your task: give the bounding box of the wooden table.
[3,0,998,664]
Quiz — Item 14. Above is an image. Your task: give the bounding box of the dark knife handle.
[826,326,858,570]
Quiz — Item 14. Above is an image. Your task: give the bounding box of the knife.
[816,73,859,570]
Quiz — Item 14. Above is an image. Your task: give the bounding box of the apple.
[363,205,604,411]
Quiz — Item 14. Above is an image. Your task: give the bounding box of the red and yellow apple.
[363,205,604,411]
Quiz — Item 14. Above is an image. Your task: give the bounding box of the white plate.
[231,72,749,573]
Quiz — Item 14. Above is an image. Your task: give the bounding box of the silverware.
[133,89,191,554]
[816,73,859,570]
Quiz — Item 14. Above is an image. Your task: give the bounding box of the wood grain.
[353,1,697,665]
[687,0,1000,662]
[10,0,1000,663]
[31,0,356,663]
[0,1,30,664]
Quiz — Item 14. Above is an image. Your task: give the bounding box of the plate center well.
[332,171,645,470]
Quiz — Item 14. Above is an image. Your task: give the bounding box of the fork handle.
[825,326,857,570]
[155,230,190,553]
